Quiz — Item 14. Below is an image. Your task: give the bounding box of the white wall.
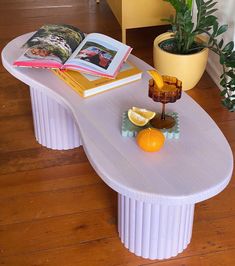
[206,0,235,89]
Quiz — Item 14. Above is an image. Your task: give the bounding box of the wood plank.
[2,213,235,266]
[0,182,116,225]
[0,98,31,118]
[0,1,121,40]
[0,162,99,199]
[140,249,235,266]
[0,114,33,136]
[0,237,149,266]
[0,208,117,257]
[194,185,235,222]
[0,115,36,152]
[0,146,88,175]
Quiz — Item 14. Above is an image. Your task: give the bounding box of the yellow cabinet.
[106,0,174,43]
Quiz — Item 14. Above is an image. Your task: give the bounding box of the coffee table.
[2,32,233,260]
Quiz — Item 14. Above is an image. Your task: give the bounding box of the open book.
[13,24,132,78]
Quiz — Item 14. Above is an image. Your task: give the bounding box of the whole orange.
[136,128,165,152]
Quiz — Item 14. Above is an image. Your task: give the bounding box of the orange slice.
[147,70,164,89]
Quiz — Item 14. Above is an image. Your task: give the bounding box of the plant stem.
[199,29,231,100]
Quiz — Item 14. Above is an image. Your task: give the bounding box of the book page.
[80,62,134,81]
[14,24,85,68]
[64,33,132,77]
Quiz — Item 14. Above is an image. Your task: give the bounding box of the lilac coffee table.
[1,32,233,260]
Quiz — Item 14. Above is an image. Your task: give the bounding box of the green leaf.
[186,0,193,10]
[216,25,228,36]
[206,8,217,16]
[220,78,226,87]
[205,0,215,6]
[206,2,217,9]
[185,22,194,33]
[213,21,219,34]
[223,41,234,53]
[227,51,235,60]
[225,61,235,68]
[222,98,235,111]
[204,15,217,27]
[218,39,224,49]
[226,71,234,78]
[222,97,231,105]
[225,70,235,79]
[220,89,227,96]
[229,79,235,86]
[220,54,225,65]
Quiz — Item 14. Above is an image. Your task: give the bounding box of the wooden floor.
[0,0,235,265]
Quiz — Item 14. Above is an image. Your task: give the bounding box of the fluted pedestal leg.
[30,87,81,150]
[118,194,195,260]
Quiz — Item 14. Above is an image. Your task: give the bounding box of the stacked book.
[52,61,141,97]
[13,24,142,97]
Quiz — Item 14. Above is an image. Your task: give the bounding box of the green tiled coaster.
[121,111,180,139]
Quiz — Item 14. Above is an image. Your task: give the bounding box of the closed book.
[52,61,142,97]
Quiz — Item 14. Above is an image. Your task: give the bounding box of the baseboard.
[206,57,222,91]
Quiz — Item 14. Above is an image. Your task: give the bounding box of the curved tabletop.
[2,33,233,205]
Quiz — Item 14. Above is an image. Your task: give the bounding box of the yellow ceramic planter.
[153,32,209,91]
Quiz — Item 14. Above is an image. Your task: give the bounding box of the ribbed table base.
[118,194,195,260]
[30,87,81,150]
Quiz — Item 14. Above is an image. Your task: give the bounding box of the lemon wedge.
[132,107,156,120]
[147,70,164,89]
[128,107,155,126]
[128,109,148,126]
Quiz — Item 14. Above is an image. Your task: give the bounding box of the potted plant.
[153,0,235,111]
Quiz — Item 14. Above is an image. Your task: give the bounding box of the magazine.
[13,24,132,78]
[52,61,142,97]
